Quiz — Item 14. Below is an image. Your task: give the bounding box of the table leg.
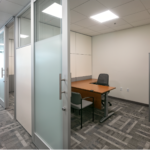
[100,92,114,123]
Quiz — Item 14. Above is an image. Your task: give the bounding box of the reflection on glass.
[35,0,61,42]
[0,30,4,77]
[42,3,62,18]
[18,7,31,47]
[0,29,4,102]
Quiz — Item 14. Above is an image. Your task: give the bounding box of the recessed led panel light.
[20,34,29,38]
[42,3,62,18]
[90,10,119,23]
[0,43,4,46]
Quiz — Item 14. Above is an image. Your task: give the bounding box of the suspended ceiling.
[1,0,150,36]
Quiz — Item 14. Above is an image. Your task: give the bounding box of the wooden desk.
[72,79,115,109]
[71,79,116,122]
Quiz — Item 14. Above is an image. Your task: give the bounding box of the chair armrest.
[82,97,94,101]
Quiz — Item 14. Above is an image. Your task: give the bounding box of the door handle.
[59,74,66,100]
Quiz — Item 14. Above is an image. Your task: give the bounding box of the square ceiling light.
[20,34,29,38]
[0,44,4,46]
[42,3,62,18]
[90,10,119,23]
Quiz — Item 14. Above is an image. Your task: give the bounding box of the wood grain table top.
[71,79,116,94]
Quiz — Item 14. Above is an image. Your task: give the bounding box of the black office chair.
[71,92,94,129]
[95,74,112,107]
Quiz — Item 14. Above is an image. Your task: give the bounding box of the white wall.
[70,32,92,78]
[16,45,32,135]
[92,24,150,104]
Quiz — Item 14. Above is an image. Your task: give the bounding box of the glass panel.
[18,8,31,47]
[34,0,63,149]
[0,29,5,102]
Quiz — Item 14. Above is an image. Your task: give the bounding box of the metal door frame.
[31,0,70,149]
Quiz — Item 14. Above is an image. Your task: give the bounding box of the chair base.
[100,112,114,123]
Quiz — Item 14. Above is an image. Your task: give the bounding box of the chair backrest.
[97,74,109,86]
[71,92,82,105]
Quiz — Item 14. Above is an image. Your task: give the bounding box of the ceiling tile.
[102,19,127,28]
[123,10,150,23]
[73,0,107,17]
[77,28,98,36]
[0,20,6,26]
[71,24,84,31]
[112,23,132,30]
[70,0,89,9]
[140,0,150,9]
[100,28,115,34]
[71,10,86,23]
[0,0,23,15]
[130,18,150,26]
[87,24,108,32]
[6,0,30,6]
[0,23,4,29]
[90,32,102,36]
[111,0,145,17]
[97,0,133,8]
[0,11,12,21]
[75,18,100,28]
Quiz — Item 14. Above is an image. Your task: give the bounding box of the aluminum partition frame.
[31,0,35,141]
[31,0,71,148]
[62,0,71,148]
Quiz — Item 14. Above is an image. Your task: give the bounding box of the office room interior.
[0,0,150,149]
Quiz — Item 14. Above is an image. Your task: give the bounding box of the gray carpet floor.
[71,97,150,149]
[0,92,37,149]
[0,93,150,149]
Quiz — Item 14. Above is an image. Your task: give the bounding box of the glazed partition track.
[71,79,116,109]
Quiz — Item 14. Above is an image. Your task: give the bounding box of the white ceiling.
[0,0,30,28]
[70,0,150,36]
[1,0,150,36]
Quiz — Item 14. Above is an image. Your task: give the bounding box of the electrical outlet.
[127,88,129,92]
[120,87,123,91]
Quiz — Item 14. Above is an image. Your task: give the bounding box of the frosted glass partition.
[35,35,63,148]
[34,0,63,149]
[0,30,5,102]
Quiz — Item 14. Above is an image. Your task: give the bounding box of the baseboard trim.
[109,96,149,107]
